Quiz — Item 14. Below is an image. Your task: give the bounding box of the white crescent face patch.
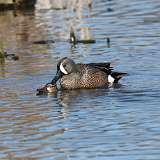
[60,63,68,74]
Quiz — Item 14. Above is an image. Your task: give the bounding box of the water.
[0,0,160,159]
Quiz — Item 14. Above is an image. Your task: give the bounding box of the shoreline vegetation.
[0,0,36,10]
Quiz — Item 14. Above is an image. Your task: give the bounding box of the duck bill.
[51,70,63,84]
[36,86,48,95]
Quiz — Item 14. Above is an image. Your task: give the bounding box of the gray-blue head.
[51,57,77,83]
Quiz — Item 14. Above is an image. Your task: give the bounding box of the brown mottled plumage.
[51,57,127,90]
[60,64,108,89]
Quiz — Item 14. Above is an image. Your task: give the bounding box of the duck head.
[51,57,78,83]
[37,83,57,95]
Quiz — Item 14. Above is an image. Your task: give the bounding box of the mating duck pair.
[37,57,127,94]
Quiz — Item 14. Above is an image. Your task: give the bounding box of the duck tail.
[109,72,128,83]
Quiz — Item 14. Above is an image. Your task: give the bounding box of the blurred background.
[0,0,160,159]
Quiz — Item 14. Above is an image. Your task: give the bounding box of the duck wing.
[87,62,113,73]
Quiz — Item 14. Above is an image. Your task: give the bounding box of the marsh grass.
[0,42,5,59]
[0,42,19,61]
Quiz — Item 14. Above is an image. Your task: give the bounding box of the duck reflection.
[59,83,123,107]
[58,88,110,107]
[37,86,110,106]
[37,83,123,107]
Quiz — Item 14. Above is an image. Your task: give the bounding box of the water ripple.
[0,0,160,159]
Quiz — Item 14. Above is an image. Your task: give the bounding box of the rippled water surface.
[0,0,160,159]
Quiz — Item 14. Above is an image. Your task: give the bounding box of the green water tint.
[0,42,19,61]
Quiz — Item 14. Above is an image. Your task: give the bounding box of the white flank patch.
[108,75,115,84]
[60,63,68,74]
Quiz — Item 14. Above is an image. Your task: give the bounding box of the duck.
[51,57,127,90]
[37,83,57,95]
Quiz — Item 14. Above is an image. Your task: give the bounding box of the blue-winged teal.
[51,57,127,90]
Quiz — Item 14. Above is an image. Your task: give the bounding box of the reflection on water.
[0,0,160,159]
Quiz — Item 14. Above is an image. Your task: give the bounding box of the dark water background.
[0,0,160,159]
